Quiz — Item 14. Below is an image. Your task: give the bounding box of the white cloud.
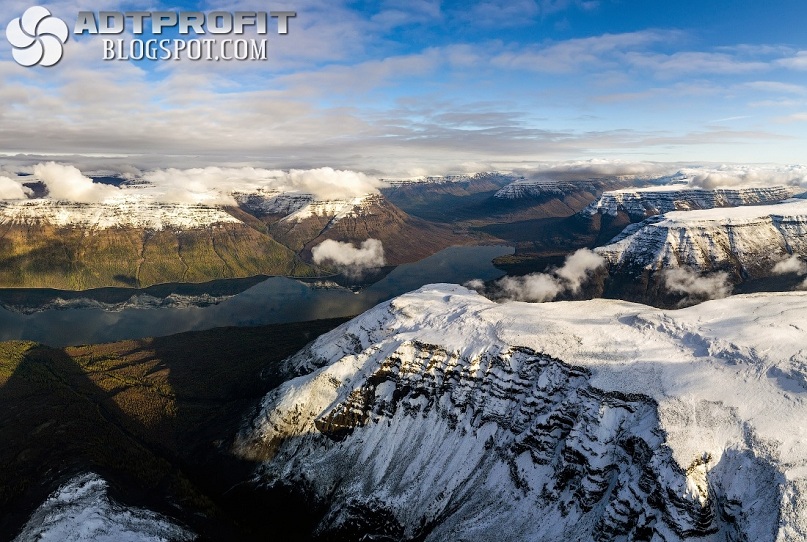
[33,162,120,203]
[743,81,807,95]
[777,51,807,71]
[625,51,770,77]
[514,159,682,180]
[490,273,561,302]
[662,268,732,304]
[280,168,384,199]
[681,164,807,189]
[140,166,383,204]
[0,176,32,199]
[776,112,807,123]
[554,248,607,293]
[772,255,807,276]
[491,31,672,73]
[312,239,386,274]
[471,248,604,302]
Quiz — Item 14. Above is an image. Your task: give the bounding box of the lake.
[0,245,513,346]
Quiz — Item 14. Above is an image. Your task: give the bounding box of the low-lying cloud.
[662,267,732,305]
[514,160,682,181]
[134,166,382,205]
[682,164,807,190]
[312,239,386,275]
[0,176,32,199]
[467,248,605,302]
[2,163,385,206]
[34,162,121,203]
[772,254,807,276]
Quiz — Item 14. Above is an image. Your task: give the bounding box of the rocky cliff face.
[494,179,617,200]
[233,189,313,217]
[584,186,797,220]
[595,199,807,277]
[236,285,807,541]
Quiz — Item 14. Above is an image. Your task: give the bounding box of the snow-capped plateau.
[233,188,313,216]
[236,284,807,541]
[14,473,194,542]
[584,186,798,219]
[382,175,479,187]
[494,179,604,199]
[0,199,241,230]
[493,176,643,200]
[595,198,807,274]
[280,194,377,223]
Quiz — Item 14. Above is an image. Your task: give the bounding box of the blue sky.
[0,0,806,174]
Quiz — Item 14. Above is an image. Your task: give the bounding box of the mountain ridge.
[236,284,807,541]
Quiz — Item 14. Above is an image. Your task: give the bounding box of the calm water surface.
[0,246,513,346]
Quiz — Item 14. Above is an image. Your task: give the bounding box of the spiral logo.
[6,6,69,67]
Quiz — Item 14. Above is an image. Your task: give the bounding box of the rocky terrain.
[596,199,807,277]
[584,186,798,220]
[236,284,807,541]
[493,178,633,200]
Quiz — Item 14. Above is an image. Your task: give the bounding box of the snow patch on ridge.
[281,194,377,223]
[14,473,194,542]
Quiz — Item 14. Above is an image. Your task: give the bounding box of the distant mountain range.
[0,171,639,289]
[1,171,803,291]
[0,182,482,289]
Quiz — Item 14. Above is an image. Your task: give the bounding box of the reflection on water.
[0,246,513,346]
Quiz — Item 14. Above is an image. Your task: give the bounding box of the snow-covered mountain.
[280,194,377,223]
[383,174,477,187]
[584,186,797,219]
[0,194,311,289]
[236,284,807,541]
[233,188,313,216]
[595,199,807,275]
[0,198,241,230]
[235,188,377,223]
[14,473,193,542]
[493,176,645,200]
[495,179,606,199]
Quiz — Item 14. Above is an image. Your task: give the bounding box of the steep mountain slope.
[595,199,807,276]
[0,199,313,289]
[381,173,516,221]
[493,178,631,200]
[236,285,807,541]
[265,195,479,266]
[584,186,797,220]
[576,185,798,249]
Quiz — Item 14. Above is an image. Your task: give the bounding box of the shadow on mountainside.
[0,317,349,541]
